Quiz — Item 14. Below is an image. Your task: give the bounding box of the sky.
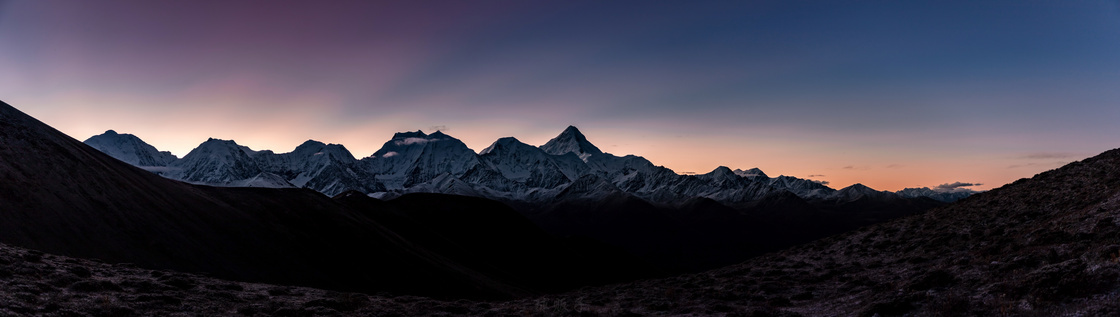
[1,0,1119,191]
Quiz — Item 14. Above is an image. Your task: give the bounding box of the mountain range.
[84,125,978,206]
[1,97,1115,315]
[85,125,970,272]
[0,100,653,299]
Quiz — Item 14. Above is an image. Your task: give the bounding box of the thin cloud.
[925,181,983,193]
[806,174,825,177]
[886,164,903,168]
[934,182,981,190]
[429,125,449,132]
[812,180,830,185]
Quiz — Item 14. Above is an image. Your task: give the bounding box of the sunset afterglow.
[2,1,1118,191]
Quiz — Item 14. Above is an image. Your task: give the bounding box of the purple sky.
[2,0,1119,191]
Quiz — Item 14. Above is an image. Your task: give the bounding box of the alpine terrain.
[0,100,651,300]
[86,125,970,271]
[0,98,1115,315]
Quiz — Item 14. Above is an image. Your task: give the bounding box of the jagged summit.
[540,126,602,161]
[291,139,356,161]
[480,137,524,155]
[194,138,257,156]
[391,130,427,139]
[371,129,472,158]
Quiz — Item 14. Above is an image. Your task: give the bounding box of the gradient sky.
[2,0,1119,191]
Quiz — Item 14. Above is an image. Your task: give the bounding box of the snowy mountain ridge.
[83,127,977,204]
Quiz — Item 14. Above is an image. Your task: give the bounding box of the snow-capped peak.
[295,139,328,151]
[540,126,603,161]
[168,138,262,184]
[371,130,472,158]
[83,130,178,167]
[291,140,356,161]
[197,138,241,151]
[365,129,480,189]
[480,137,525,155]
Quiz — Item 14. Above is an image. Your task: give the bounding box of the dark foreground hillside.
[2,150,1119,316]
[2,96,1117,315]
[0,100,654,300]
[0,100,529,298]
[0,242,503,316]
[489,147,1120,316]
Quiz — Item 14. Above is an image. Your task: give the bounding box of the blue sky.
[1,0,1118,190]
